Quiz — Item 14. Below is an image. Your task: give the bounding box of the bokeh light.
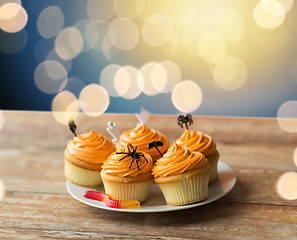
[276,172,297,200]
[100,64,122,97]
[171,80,203,113]
[0,180,4,201]
[137,62,161,96]
[79,84,110,117]
[253,0,286,29]
[216,10,243,42]
[114,67,130,97]
[0,0,21,7]
[213,57,247,91]
[75,19,109,53]
[142,14,174,47]
[87,20,109,52]
[45,49,72,74]
[114,0,145,19]
[277,0,294,13]
[0,3,27,33]
[101,36,118,62]
[55,27,83,60]
[74,19,93,53]
[37,6,64,39]
[52,91,80,125]
[150,63,167,93]
[198,31,226,64]
[114,65,141,99]
[0,110,4,131]
[277,100,297,133]
[34,60,68,94]
[108,18,139,50]
[151,60,182,93]
[0,1,21,20]
[87,0,115,21]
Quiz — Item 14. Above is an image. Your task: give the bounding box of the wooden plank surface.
[0,111,297,239]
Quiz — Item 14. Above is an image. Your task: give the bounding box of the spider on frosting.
[116,144,148,170]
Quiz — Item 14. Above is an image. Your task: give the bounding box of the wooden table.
[0,111,296,239]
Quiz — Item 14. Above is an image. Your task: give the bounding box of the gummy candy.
[84,191,140,209]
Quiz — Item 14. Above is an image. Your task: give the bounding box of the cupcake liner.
[102,179,153,203]
[156,168,210,206]
[64,159,102,187]
[208,158,218,185]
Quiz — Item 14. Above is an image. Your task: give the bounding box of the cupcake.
[101,143,153,203]
[64,128,116,187]
[175,129,219,185]
[152,143,211,206]
[118,124,169,161]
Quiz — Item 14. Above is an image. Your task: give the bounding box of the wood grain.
[1,193,296,239]
[0,111,297,239]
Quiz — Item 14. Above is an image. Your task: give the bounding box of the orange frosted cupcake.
[118,124,169,161]
[175,129,219,185]
[101,143,153,203]
[64,128,116,187]
[152,143,211,206]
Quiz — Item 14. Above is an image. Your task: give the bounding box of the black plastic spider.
[177,114,193,129]
[116,144,148,170]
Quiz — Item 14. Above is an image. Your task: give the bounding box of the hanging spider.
[177,114,193,129]
[116,144,148,170]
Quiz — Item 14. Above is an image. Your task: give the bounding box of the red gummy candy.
[84,191,140,209]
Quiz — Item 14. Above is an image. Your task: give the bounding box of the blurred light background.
[1,0,297,121]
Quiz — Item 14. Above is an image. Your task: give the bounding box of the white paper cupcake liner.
[64,159,102,187]
[102,179,153,203]
[156,169,210,206]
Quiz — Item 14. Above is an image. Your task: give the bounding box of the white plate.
[66,161,236,213]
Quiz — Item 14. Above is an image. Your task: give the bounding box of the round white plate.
[66,161,236,213]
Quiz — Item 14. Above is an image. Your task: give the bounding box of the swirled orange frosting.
[175,129,216,156]
[118,124,169,158]
[101,143,153,177]
[152,143,207,178]
[66,130,115,164]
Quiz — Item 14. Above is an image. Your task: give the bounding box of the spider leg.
[142,155,148,163]
[135,157,140,170]
[129,144,134,153]
[129,157,134,169]
[119,154,131,161]
[139,153,148,163]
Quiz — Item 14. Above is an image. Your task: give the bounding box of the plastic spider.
[116,144,148,170]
